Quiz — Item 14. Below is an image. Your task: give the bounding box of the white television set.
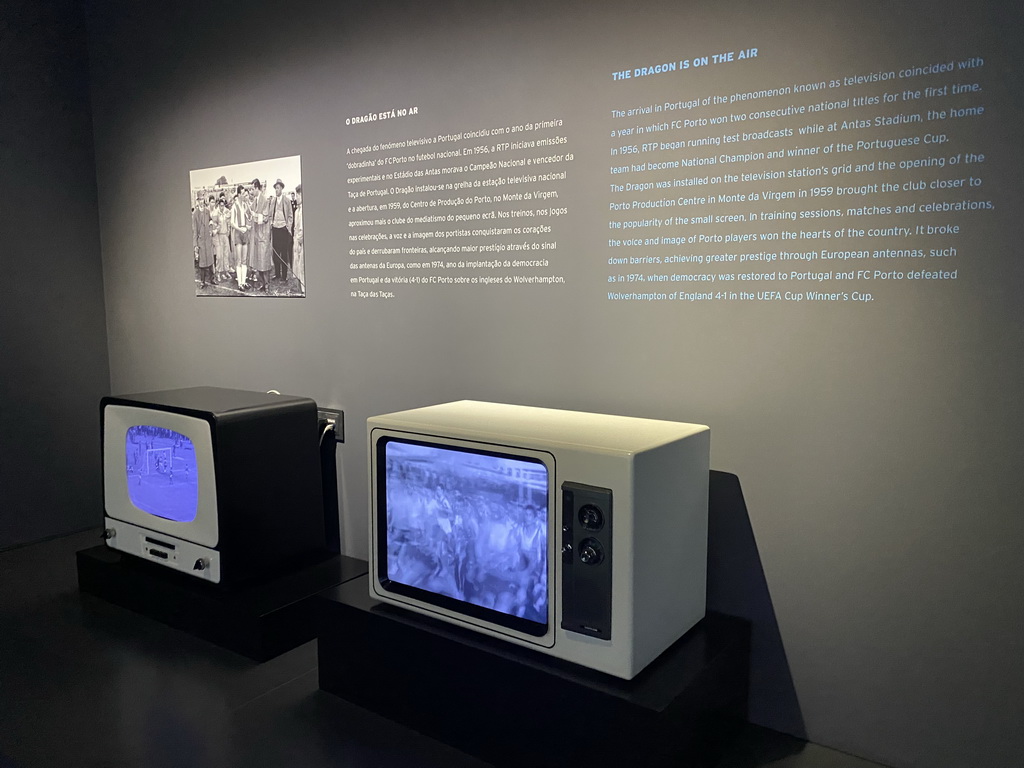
[368,400,710,680]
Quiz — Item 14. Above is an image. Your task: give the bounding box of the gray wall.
[0,0,110,550]
[83,1,1023,766]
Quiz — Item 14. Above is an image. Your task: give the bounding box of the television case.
[368,400,710,680]
[102,387,326,584]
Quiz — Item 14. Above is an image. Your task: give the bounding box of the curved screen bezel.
[374,432,554,641]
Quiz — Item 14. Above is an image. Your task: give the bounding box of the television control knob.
[193,558,209,571]
[561,543,573,554]
[578,505,604,531]
[102,528,116,540]
[579,538,604,565]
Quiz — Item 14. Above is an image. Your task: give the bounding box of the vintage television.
[102,387,327,584]
[368,400,710,680]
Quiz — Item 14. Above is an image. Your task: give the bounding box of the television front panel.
[369,400,710,680]
[105,404,219,528]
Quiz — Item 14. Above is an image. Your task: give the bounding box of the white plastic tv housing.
[368,400,710,680]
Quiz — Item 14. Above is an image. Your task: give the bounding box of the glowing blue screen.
[384,441,548,624]
[125,425,199,523]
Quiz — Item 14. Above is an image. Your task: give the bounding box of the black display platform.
[77,545,367,662]
[317,576,751,768]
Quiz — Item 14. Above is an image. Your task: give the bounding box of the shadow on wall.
[707,471,806,741]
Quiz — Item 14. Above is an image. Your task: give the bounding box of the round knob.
[193,558,209,571]
[579,538,604,565]
[578,505,605,531]
[102,528,116,540]
[561,543,573,555]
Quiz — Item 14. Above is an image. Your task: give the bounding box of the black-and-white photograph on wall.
[189,155,305,298]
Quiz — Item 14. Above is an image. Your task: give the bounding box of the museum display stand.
[77,545,367,661]
[317,575,751,768]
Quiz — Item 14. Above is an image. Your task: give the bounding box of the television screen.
[380,438,549,633]
[125,425,199,523]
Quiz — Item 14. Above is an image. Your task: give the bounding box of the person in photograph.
[214,198,233,281]
[246,186,259,288]
[206,195,219,281]
[293,184,304,289]
[221,193,232,259]
[231,184,251,290]
[270,179,294,282]
[192,194,215,287]
[249,178,273,293]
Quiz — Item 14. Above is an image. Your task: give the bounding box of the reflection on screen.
[385,441,548,625]
[125,425,199,522]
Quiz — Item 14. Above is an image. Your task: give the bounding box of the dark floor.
[0,530,889,768]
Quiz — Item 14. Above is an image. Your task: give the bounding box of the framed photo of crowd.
[189,155,305,298]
